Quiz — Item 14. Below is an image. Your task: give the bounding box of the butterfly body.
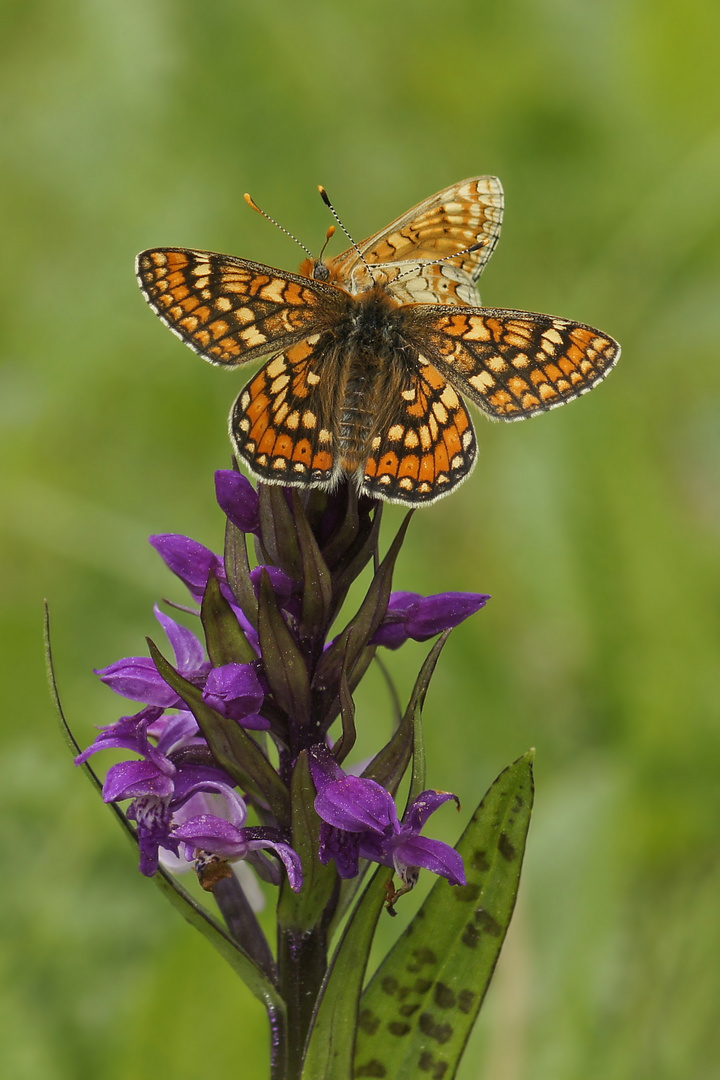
[137,177,620,506]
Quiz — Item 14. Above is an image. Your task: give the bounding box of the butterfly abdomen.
[333,289,415,474]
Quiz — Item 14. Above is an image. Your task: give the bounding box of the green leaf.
[259,483,303,578]
[277,751,338,934]
[314,511,413,729]
[257,568,312,727]
[327,501,383,622]
[201,572,257,664]
[44,603,285,1020]
[354,752,534,1080]
[147,638,291,824]
[332,636,358,765]
[364,631,450,797]
[331,633,452,934]
[224,517,258,629]
[301,864,393,1080]
[291,490,334,638]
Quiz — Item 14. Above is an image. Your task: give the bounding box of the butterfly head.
[298,256,332,282]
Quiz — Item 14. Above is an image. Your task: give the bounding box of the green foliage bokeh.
[2,1,719,1077]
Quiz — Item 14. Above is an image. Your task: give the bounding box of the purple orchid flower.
[214,469,261,535]
[95,606,210,707]
[202,663,270,729]
[150,531,301,629]
[309,748,466,888]
[371,590,490,650]
[149,534,225,604]
[172,782,303,891]
[76,705,238,876]
[95,608,268,729]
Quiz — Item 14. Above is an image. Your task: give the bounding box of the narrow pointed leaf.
[327,503,383,621]
[332,637,357,765]
[354,752,534,1080]
[301,864,392,1080]
[224,518,258,628]
[148,638,290,823]
[331,633,450,931]
[314,512,413,727]
[317,643,377,737]
[291,490,334,637]
[201,573,257,664]
[363,631,450,796]
[277,751,338,933]
[373,652,403,725]
[257,569,312,727]
[259,484,303,578]
[318,484,361,569]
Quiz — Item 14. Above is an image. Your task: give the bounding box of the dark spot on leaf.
[419,1013,454,1044]
[397,984,412,1001]
[498,831,517,861]
[471,849,490,873]
[462,923,480,948]
[358,1008,381,1034]
[388,1021,412,1037]
[355,1060,387,1077]
[399,1002,420,1017]
[475,907,502,936]
[453,883,481,903]
[413,978,432,994]
[513,793,524,811]
[458,989,476,1014]
[419,1052,448,1079]
[407,947,437,970]
[433,982,456,1009]
[381,976,399,995]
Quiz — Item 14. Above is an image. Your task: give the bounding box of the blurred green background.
[2,0,719,1077]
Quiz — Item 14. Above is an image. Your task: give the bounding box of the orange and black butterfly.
[136,177,620,505]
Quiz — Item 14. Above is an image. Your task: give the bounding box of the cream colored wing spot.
[469,371,495,392]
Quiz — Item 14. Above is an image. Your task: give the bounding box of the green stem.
[277,923,328,1079]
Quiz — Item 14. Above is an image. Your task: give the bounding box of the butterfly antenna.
[318,224,335,261]
[318,185,376,283]
[392,242,485,283]
[244,192,314,259]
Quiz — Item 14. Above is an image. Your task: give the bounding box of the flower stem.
[277,924,328,1079]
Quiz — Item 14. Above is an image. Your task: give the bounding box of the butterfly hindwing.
[136,248,338,367]
[230,334,342,487]
[412,306,621,420]
[360,356,477,504]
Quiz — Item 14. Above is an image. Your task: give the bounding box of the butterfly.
[136,177,620,505]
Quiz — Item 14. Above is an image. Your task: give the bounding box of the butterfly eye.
[313,261,331,281]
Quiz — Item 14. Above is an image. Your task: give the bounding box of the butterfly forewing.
[328,177,504,306]
[413,307,621,420]
[136,248,337,366]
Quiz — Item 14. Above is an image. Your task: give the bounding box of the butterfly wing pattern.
[327,176,504,305]
[136,249,333,365]
[136,177,620,506]
[413,307,619,420]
